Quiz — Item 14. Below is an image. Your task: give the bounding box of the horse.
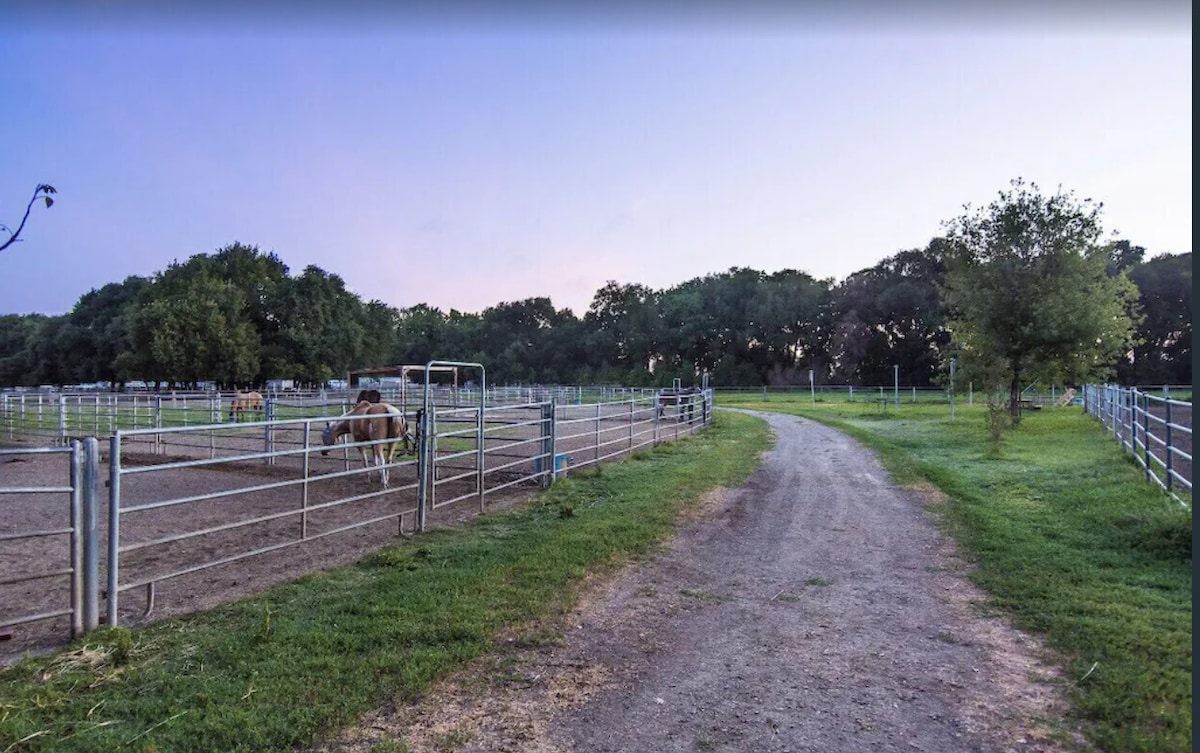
[320,400,411,487]
[229,390,264,422]
[657,386,701,423]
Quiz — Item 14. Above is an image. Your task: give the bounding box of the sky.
[0,1,1191,319]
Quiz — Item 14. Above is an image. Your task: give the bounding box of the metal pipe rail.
[1083,385,1192,508]
[0,442,91,641]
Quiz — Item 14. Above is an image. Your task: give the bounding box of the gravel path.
[319,409,1090,753]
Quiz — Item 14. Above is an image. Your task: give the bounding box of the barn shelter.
[347,364,463,412]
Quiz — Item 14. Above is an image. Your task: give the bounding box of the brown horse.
[320,400,410,487]
[229,390,264,422]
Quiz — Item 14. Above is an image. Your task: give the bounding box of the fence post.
[107,434,122,628]
[1142,392,1151,483]
[416,408,431,532]
[69,440,83,638]
[628,399,634,450]
[540,400,554,490]
[476,402,485,513]
[1111,387,1119,442]
[58,395,67,445]
[155,395,163,455]
[264,399,274,466]
[1125,390,1134,452]
[1164,399,1174,491]
[301,422,311,539]
[653,393,660,444]
[82,437,100,633]
[595,402,602,465]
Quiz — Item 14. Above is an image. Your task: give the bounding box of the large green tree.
[584,281,661,378]
[752,269,832,386]
[830,242,948,387]
[53,276,149,387]
[1123,251,1191,385]
[941,178,1140,420]
[0,314,47,385]
[119,272,260,388]
[268,265,373,385]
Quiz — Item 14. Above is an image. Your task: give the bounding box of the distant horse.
[320,400,411,487]
[657,386,701,423]
[229,391,264,422]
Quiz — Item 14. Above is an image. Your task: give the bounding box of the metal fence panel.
[1083,385,1192,509]
[3,383,714,650]
[0,442,90,657]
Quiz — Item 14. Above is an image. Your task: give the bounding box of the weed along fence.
[1,376,713,661]
[1083,385,1192,508]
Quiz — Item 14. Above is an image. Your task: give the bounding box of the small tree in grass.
[941,178,1140,427]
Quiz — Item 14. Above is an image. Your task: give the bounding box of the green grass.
[0,412,770,753]
[717,394,1192,753]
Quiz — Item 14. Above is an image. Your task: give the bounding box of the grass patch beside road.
[717,394,1192,753]
[0,412,770,753]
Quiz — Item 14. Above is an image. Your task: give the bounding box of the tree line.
[0,192,1189,392]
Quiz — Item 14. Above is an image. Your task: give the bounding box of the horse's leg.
[359,448,371,482]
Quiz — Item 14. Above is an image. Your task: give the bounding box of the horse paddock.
[1,392,713,664]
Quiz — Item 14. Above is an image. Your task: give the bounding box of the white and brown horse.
[320,400,411,487]
[229,390,264,422]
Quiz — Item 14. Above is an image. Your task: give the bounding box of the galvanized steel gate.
[0,439,102,644]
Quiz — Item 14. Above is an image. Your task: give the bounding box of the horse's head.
[320,423,335,455]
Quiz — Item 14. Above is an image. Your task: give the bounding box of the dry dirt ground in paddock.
[315,409,1092,753]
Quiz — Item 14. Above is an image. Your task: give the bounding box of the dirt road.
[324,409,1089,753]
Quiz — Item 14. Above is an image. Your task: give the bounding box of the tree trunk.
[1008,370,1022,426]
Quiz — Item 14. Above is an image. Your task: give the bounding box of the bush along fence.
[1082,384,1192,509]
[0,378,712,658]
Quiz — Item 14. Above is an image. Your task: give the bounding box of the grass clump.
[0,412,769,753]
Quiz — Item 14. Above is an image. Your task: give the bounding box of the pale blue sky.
[0,3,1191,317]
